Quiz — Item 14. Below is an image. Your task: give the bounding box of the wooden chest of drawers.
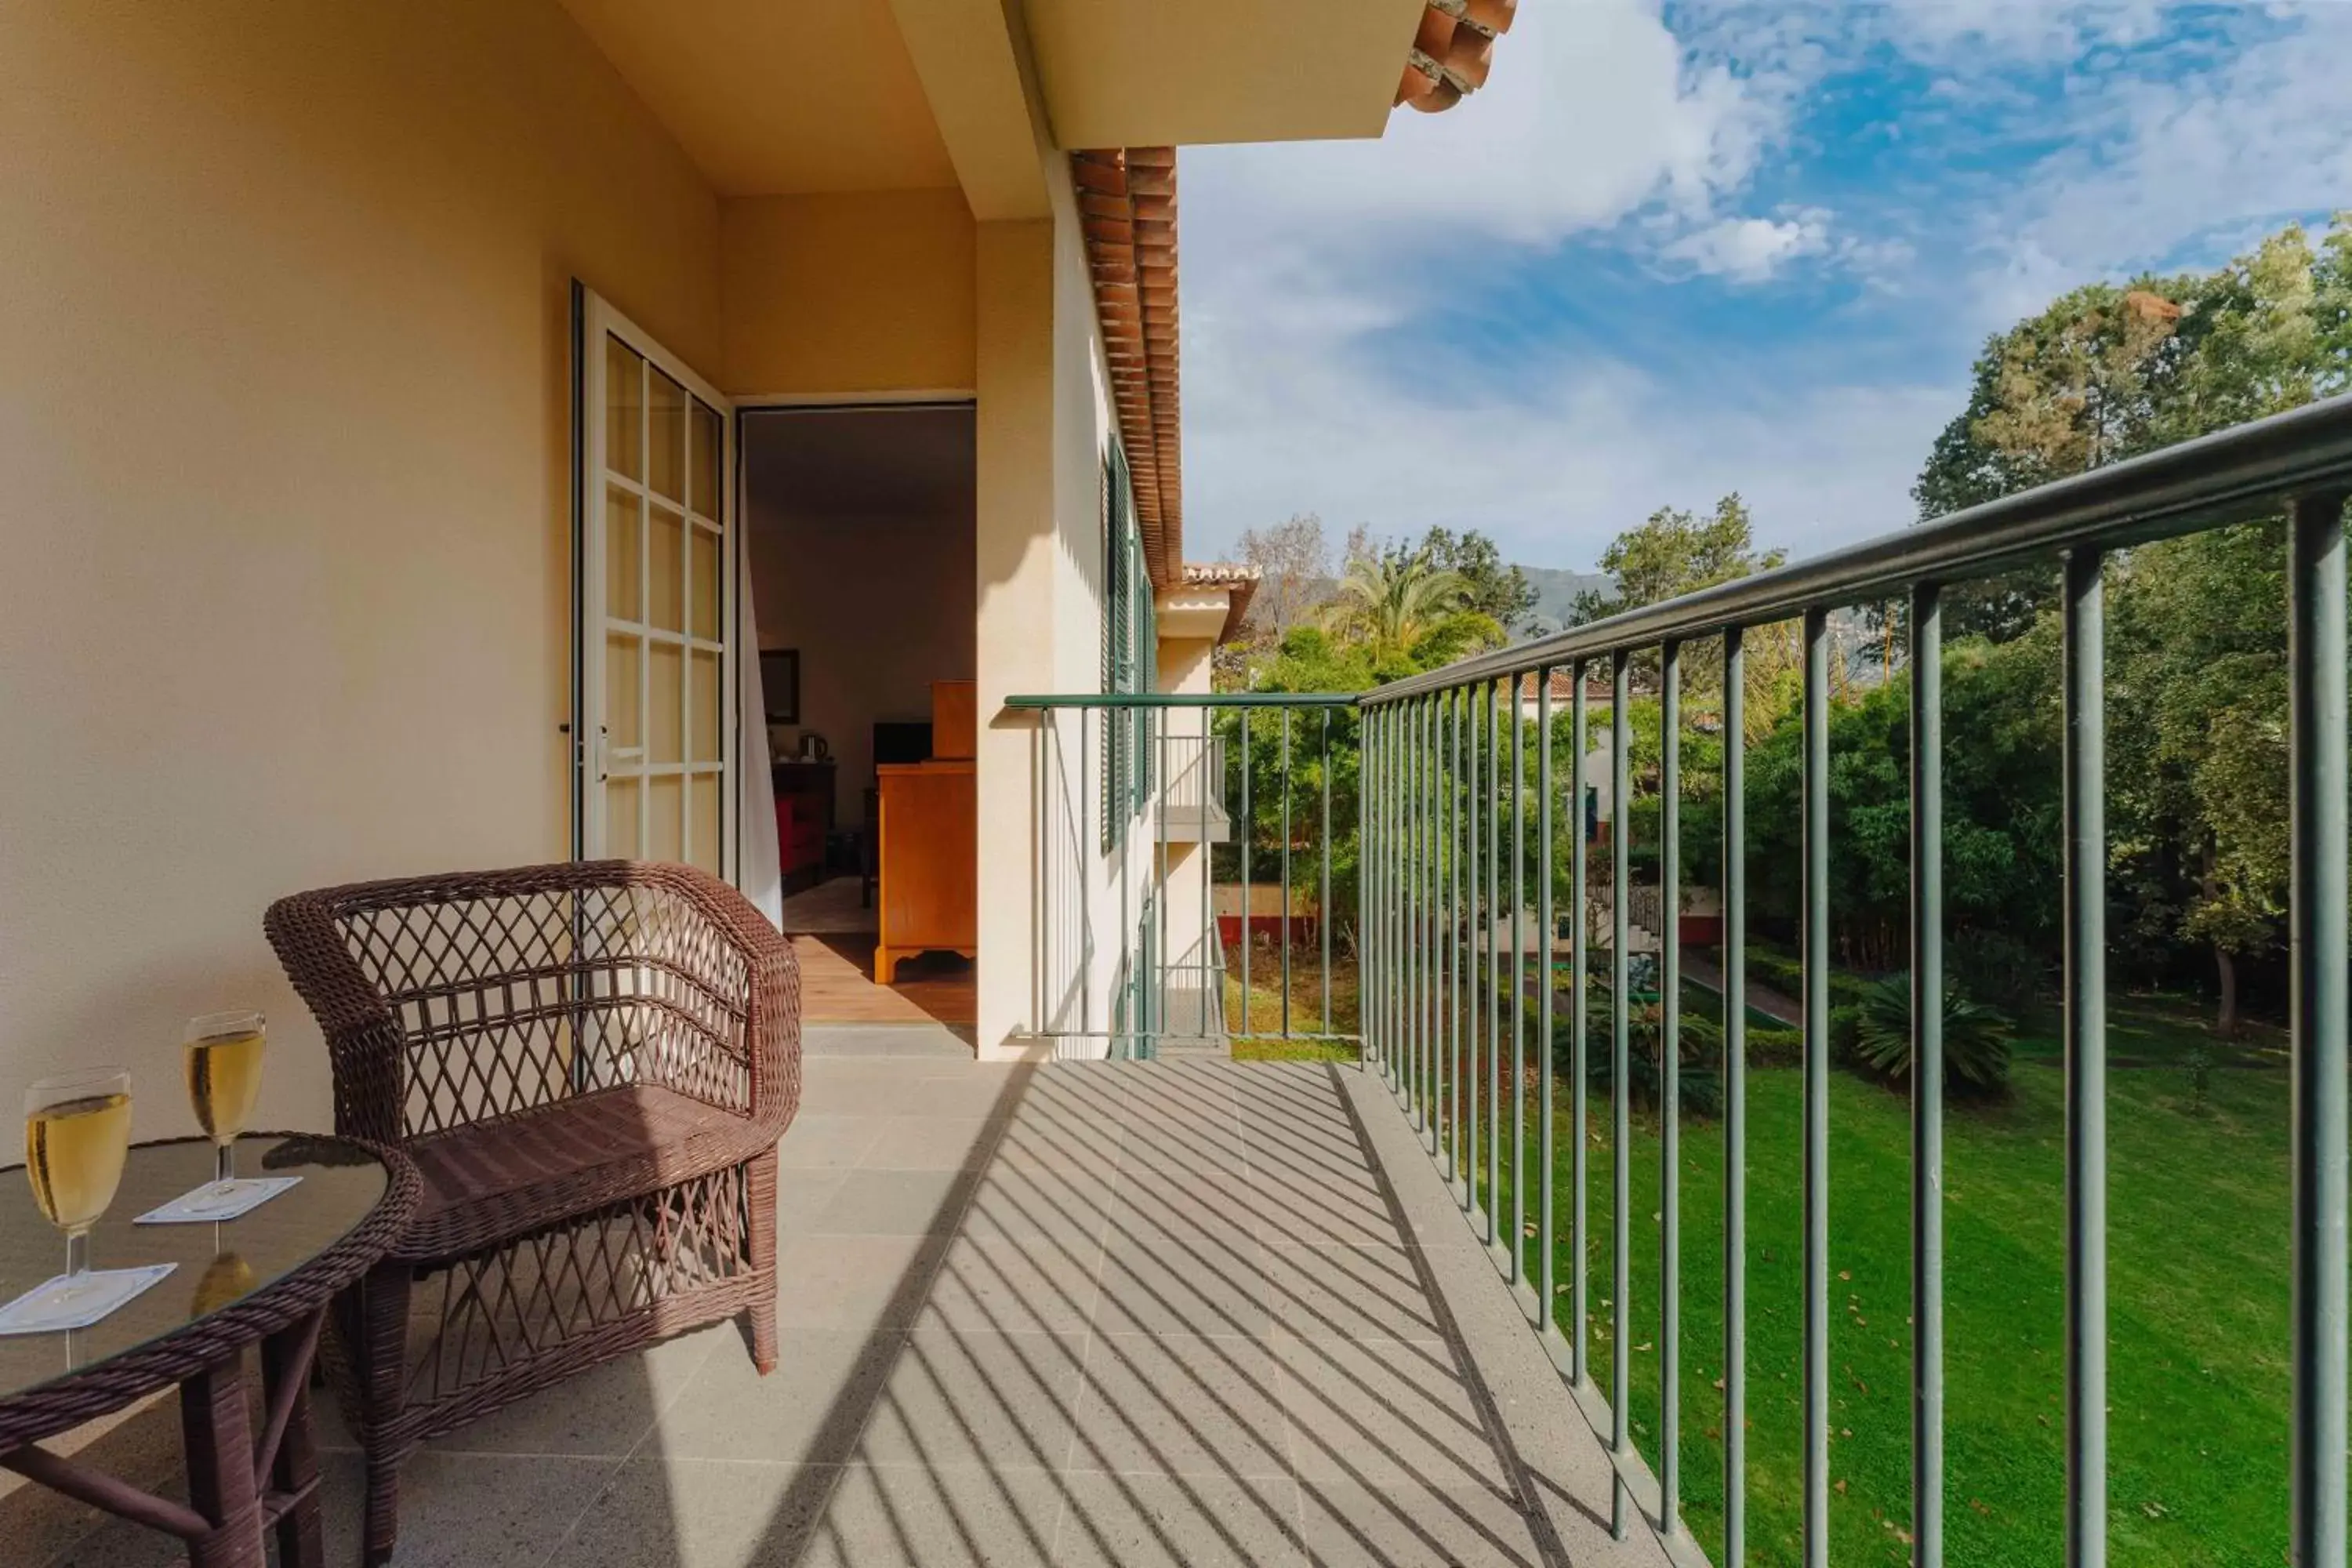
[873,758,975,983]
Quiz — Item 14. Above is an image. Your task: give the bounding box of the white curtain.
[736,519,783,927]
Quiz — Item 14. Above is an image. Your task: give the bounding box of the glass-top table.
[0,1134,416,1568]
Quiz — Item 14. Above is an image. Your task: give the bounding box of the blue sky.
[1176,1,2352,572]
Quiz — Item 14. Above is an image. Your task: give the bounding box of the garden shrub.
[1852,971,2015,1094]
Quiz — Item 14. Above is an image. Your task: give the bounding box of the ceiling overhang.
[558,0,961,196]
[1025,0,1431,148]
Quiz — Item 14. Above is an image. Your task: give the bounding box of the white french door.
[578,291,737,879]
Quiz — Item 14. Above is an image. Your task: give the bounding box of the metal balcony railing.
[1359,391,2352,1568]
[1008,692,1359,1059]
[1012,392,2352,1566]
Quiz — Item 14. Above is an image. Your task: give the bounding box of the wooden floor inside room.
[787,932,975,1028]
[781,873,975,1031]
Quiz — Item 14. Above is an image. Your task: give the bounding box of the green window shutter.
[1133,529,1154,808]
[1102,446,1133,850]
[1097,441,1153,848]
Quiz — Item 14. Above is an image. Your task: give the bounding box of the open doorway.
[742,404,977,1035]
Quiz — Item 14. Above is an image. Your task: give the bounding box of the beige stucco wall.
[3,0,1121,1093]
[974,129,1128,1058]
[719,189,978,398]
[0,0,724,1137]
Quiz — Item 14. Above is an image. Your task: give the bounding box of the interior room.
[742,404,978,1034]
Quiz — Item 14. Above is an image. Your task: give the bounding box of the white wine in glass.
[183,1011,266,1188]
[24,1068,134,1302]
[183,1011,264,1185]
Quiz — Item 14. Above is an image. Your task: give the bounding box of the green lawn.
[1223,944,1364,1062]
[1471,1021,2294,1567]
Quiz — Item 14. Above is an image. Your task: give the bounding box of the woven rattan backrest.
[269,862,764,1142]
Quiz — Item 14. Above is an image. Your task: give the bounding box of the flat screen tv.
[873,721,933,767]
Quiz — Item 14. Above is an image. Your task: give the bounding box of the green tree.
[1742,630,2063,971]
[2110,524,2289,1036]
[1409,526,1539,635]
[1320,549,1482,666]
[1911,278,2198,641]
[1569,494,1785,626]
[1569,493,1797,734]
[1906,216,2352,1030]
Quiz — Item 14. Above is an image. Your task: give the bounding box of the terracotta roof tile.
[1072,146,1182,588]
[1396,0,1516,113]
[1179,562,1261,644]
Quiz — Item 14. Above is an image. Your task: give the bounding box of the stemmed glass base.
[50,1228,100,1308]
[203,1138,236,1199]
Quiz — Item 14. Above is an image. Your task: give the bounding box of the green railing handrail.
[1364,388,2352,703]
[1004,691,1355,709]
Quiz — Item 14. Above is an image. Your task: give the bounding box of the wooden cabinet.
[874,759,975,982]
[931,680,976,760]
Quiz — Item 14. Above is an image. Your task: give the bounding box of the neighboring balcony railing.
[1357,391,2352,1568]
[1007,692,1360,1059]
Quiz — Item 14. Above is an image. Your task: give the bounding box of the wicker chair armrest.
[263,892,408,1145]
[635,865,800,1135]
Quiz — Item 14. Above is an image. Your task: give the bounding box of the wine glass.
[24,1068,134,1305]
[183,1011,266,1189]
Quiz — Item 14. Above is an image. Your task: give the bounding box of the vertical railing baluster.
[1118,706,1132,1058]
[1468,684,1483,1212]
[1513,672,1527,1281]
[1489,677,1504,1247]
[1540,666,1556,1327]
[1372,704,1386,1077]
[1439,681,1458,1185]
[1722,627,1747,1568]
[1359,707,1374,1068]
[1157,709,1171,1047]
[1406,697,1422,1113]
[1437,690,1452,1160]
[1081,708,1094,1043]
[1396,703,1409,1089]
[1610,648,1632,1537]
[2062,549,2106,1568]
[1911,585,1944,1568]
[1206,716,1218,1046]
[1802,608,1831,1568]
[1572,660,1590,1383]
[1661,637,1682,1534]
[1425,693,1439,1131]
[1034,715,1047,1035]
[2290,491,2350,1568]
[1389,702,1404,1087]
[1240,710,1254,1054]
[1357,706,1371,1070]
[1420,695,1434,1122]
[1281,710,1294,1044]
[1321,707,1334,1041]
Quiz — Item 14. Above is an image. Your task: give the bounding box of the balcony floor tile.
[45,1058,1671,1568]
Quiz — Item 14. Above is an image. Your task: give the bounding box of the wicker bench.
[266,860,798,1566]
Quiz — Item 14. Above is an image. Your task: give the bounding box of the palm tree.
[1322,550,1467,660]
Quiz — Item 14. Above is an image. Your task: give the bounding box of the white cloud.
[1661,211,1832,281]
[1181,0,1798,255]
[1174,0,2352,575]
[1181,287,1953,569]
[2009,8,2352,278]
[1870,0,2167,62]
